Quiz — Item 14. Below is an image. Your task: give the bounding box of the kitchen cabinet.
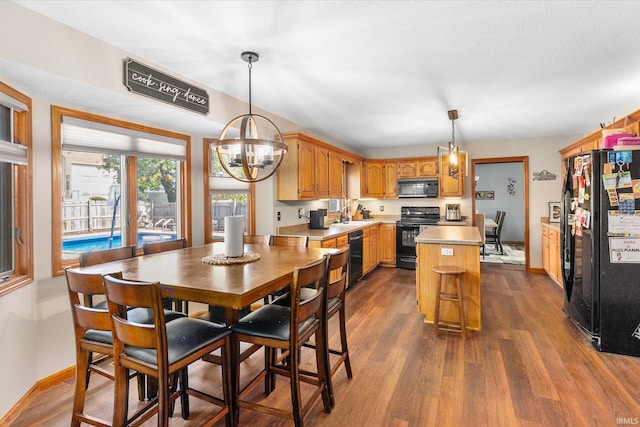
[363,160,384,198]
[542,223,562,288]
[321,234,349,249]
[438,153,465,198]
[383,161,398,198]
[328,150,344,199]
[398,158,437,178]
[363,224,379,275]
[378,223,396,266]
[276,133,332,200]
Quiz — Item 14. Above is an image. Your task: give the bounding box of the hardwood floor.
[12,265,640,426]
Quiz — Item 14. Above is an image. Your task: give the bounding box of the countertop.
[541,218,560,231]
[278,219,387,241]
[415,225,482,245]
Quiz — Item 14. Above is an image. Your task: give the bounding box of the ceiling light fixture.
[437,109,465,178]
[213,51,288,182]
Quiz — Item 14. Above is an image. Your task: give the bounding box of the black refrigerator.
[562,149,640,356]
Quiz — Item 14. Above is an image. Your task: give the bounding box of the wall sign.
[123,58,209,115]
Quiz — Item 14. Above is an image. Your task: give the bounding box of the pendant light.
[213,52,288,182]
[437,109,465,178]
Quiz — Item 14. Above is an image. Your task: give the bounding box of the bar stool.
[433,265,467,339]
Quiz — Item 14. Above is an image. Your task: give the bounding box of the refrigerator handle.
[561,158,574,294]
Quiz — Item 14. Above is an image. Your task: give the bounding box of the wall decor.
[507,178,516,195]
[123,58,209,115]
[548,202,561,223]
[533,169,557,181]
[475,191,494,200]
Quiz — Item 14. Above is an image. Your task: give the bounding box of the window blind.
[0,139,27,165]
[61,116,187,161]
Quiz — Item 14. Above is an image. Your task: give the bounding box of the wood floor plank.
[10,264,640,426]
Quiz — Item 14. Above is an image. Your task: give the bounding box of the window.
[0,82,33,296]
[52,106,191,275]
[203,138,255,242]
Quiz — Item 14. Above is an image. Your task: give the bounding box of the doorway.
[471,156,530,271]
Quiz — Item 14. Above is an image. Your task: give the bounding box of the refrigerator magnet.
[607,188,619,207]
[603,173,617,190]
[632,180,640,199]
[617,171,632,188]
[609,237,640,263]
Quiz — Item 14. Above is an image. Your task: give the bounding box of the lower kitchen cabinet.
[378,223,396,266]
[542,223,562,287]
[363,224,379,275]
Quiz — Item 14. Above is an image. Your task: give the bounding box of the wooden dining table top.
[77,242,332,312]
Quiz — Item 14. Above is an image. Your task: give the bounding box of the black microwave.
[397,178,438,198]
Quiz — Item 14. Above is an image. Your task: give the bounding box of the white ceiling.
[10,0,640,150]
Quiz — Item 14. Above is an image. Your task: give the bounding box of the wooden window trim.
[51,106,192,276]
[0,81,33,297]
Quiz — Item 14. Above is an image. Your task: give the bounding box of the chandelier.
[437,109,464,178]
[213,52,288,182]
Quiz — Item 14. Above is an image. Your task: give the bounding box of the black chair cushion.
[84,329,112,344]
[124,317,230,365]
[230,304,316,341]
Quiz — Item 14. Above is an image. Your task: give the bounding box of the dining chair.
[103,274,233,427]
[273,245,352,408]
[65,268,185,427]
[143,238,189,314]
[265,235,310,303]
[486,211,506,254]
[475,213,486,258]
[243,234,270,245]
[269,235,309,248]
[79,245,137,268]
[230,255,332,426]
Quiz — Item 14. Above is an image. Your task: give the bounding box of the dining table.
[77,241,335,418]
[77,242,333,324]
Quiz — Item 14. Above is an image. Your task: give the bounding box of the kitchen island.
[415,225,483,331]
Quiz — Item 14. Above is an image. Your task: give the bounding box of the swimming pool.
[63,232,176,253]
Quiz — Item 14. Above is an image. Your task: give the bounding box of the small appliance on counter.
[361,209,371,219]
[309,209,328,229]
[445,203,462,221]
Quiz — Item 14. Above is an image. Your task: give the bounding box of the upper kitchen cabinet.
[363,160,399,199]
[398,158,437,178]
[277,133,330,200]
[328,149,344,199]
[438,153,465,198]
[363,160,384,198]
[383,161,398,198]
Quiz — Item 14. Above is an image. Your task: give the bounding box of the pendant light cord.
[247,55,253,115]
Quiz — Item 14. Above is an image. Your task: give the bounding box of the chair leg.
[339,306,353,379]
[112,365,130,427]
[180,368,190,419]
[157,369,170,427]
[433,274,443,337]
[289,343,304,427]
[314,328,332,413]
[71,350,90,427]
[455,276,467,340]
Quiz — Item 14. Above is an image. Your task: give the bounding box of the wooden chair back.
[244,234,270,245]
[65,268,122,333]
[142,238,187,255]
[327,245,349,300]
[269,235,309,248]
[79,245,137,267]
[292,255,330,340]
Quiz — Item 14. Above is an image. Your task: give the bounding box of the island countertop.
[415,225,482,245]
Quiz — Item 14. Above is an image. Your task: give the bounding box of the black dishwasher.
[348,229,363,286]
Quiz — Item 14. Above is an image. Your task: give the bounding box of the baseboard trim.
[0,365,75,425]
[529,267,546,274]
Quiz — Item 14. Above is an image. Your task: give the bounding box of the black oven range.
[396,206,440,269]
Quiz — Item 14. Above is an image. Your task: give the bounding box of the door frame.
[471,156,530,272]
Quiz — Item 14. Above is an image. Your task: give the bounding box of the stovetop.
[398,206,440,224]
